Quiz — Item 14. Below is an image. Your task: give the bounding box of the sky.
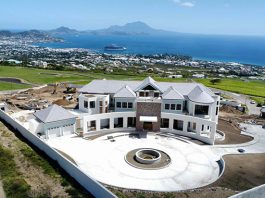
[0,0,265,36]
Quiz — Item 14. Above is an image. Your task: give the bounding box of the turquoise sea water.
[37,34,265,66]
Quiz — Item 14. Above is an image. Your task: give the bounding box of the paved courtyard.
[47,133,221,191]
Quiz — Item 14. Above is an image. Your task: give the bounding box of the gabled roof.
[134,76,163,92]
[113,85,136,98]
[162,86,184,100]
[187,86,215,104]
[33,104,76,123]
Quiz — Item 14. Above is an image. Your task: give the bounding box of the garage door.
[48,128,60,138]
[63,125,74,136]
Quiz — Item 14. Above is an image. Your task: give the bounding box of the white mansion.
[29,77,220,144]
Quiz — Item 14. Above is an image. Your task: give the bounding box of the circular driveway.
[47,133,222,191]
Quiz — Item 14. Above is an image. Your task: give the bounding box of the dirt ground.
[211,154,265,191]
[0,84,78,111]
[215,118,253,145]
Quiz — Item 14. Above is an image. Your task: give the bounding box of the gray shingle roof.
[162,86,184,100]
[79,77,216,100]
[134,76,163,92]
[33,104,76,123]
[113,85,136,98]
[187,86,215,104]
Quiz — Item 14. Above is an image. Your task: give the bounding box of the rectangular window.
[195,105,209,115]
[90,101,95,108]
[139,92,145,97]
[84,101,88,108]
[216,107,219,115]
[173,119,183,131]
[161,118,169,128]
[122,102,127,108]
[128,102,133,109]
[128,117,136,127]
[154,92,159,97]
[117,102,121,108]
[176,104,182,110]
[171,104,176,110]
[165,104,170,110]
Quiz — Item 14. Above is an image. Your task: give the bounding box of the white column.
[73,123,76,133]
[60,127,63,136]
[169,118,173,130]
[96,119,101,131]
[210,123,216,144]
[196,123,202,136]
[110,117,114,129]
[183,121,188,132]
[83,118,88,132]
[123,116,128,128]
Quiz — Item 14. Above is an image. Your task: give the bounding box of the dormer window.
[154,92,159,98]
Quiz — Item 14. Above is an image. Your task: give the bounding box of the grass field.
[0,82,31,91]
[0,66,264,98]
[196,78,265,97]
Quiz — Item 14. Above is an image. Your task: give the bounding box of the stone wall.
[136,102,161,132]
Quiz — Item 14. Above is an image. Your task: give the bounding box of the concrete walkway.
[210,124,265,156]
[47,133,222,192]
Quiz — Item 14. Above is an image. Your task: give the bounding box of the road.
[211,88,261,115]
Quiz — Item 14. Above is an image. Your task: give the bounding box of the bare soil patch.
[215,119,253,145]
[212,154,265,191]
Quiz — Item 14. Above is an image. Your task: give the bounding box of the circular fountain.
[135,149,161,164]
[125,148,171,169]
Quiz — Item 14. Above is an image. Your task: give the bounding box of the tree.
[210,78,221,85]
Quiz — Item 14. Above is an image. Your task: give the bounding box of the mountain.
[90,21,178,36]
[48,26,81,35]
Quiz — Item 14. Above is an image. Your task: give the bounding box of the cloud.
[173,0,195,8]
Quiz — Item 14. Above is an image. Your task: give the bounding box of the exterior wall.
[162,99,184,114]
[29,118,44,134]
[161,112,216,145]
[0,109,116,198]
[114,98,136,112]
[136,102,161,132]
[79,94,109,114]
[83,111,136,133]
[186,98,220,123]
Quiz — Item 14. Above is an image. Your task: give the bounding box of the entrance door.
[143,122,153,131]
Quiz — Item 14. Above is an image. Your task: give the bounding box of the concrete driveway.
[211,88,261,115]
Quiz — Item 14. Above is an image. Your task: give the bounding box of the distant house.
[192,74,205,78]
[29,104,77,139]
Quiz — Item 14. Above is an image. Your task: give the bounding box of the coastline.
[34,34,265,67]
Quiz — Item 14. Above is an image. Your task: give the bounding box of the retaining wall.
[0,110,116,198]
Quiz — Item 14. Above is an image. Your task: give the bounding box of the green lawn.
[0,82,31,91]
[195,78,265,97]
[0,66,264,98]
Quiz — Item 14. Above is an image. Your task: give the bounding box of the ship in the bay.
[104,44,126,51]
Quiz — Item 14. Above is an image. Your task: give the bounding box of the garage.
[63,125,74,136]
[33,104,77,139]
[48,127,61,138]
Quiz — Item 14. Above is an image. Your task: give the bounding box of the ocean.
[36,34,265,67]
